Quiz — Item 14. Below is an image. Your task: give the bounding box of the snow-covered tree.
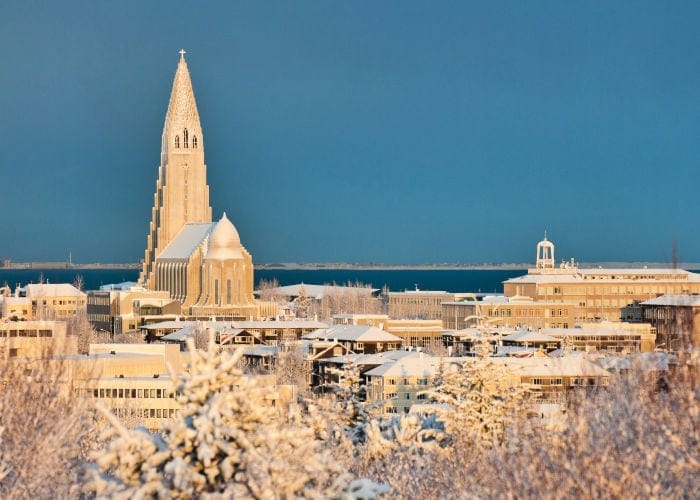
[86,338,387,498]
[426,338,524,450]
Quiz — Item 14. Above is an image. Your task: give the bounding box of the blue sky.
[1,1,698,264]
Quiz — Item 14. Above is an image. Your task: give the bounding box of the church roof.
[158,222,214,260]
[206,213,243,260]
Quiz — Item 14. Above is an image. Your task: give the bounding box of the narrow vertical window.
[183,128,189,148]
[174,135,180,148]
[214,279,219,305]
[193,136,198,148]
[227,280,232,304]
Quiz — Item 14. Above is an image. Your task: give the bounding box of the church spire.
[140,51,212,289]
[162,50,203,156]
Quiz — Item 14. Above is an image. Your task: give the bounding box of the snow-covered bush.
[0,356,95,498]
[86,338,388,498]
[363,413,446,461]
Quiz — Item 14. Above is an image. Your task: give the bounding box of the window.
[183,128,189,148]
[193,136,198,148]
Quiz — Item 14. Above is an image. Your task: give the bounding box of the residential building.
[4,283,87,320]
[0,319,76,358]
[333,314,446,349]
[388,289,467,320]
[544,322,657,354]
[303,324,403,355]
[640,295,700,349]
[146,319,328,346]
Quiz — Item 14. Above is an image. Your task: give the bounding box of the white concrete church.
[139,51,275,320]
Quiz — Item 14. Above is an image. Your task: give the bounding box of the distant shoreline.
[3,261,699,271]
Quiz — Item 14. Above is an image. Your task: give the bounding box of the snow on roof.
[597,352,674,372]
[23,283,85,297]
[505,267,700,284]
[2,296,30,305]
[99,282,138,291]
[494,356,611,378]
[543,327,645,337]
[364,353,441,377]
[641,294,700,307]
[494,345,540,356]
[442,327,518,339]
[232,320,328,329]
[501,329,560,343]
[242,346,279,357]
[160,324,200,341]
[158,222,214,260]
[254,283,379,300]
[303,324,403,343]
[142,320,197,330]
[319,349,418,365]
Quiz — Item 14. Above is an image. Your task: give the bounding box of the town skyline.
[1,2,699,264]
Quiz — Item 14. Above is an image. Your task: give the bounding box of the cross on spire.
[179,49,186,60]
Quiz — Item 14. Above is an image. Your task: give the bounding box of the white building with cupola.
[503,234,700,325]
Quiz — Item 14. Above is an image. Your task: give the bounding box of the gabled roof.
[319,349,418,366]
[158,223,214,260]
[232,320,328,329]
[495,356,611,378]
[501,329,560,344]
[364,353,440,377]
[303,324,402,343]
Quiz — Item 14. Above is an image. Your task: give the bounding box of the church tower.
[139,50,212,288]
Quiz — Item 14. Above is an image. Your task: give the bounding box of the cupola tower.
[536,232,555,269]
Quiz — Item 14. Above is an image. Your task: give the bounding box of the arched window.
[174,135,180,148]
[183,128,189,148]
[192,136,198,148]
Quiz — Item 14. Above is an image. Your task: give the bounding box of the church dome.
[206,213,243,260]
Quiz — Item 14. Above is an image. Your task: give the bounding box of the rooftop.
[158,223,214,260]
